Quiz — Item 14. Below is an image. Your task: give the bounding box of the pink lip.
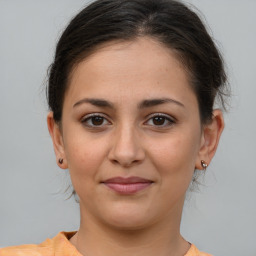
[102,176,153,194]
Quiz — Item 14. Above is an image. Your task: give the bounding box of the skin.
[47,37,224,256]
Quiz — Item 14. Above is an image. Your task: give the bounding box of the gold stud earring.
[201,160,208,170]
[58,158,63,164]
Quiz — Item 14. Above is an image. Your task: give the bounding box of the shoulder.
[185,244,213,256]
[0,231,80,256]
[0,244,50,256]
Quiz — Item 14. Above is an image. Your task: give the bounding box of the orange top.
[0,231,212,256]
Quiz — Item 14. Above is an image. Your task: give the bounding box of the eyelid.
[146,112,175,121]
[81,113,112,126]
[81,112,107,121]
[144,113,176,126]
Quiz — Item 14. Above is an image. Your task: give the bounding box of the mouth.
[101,176,154,194]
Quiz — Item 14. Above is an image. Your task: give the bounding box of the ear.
[196,109,224,170]
[47,112,68,169]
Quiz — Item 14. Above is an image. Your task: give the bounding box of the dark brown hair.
[47,0,228,123]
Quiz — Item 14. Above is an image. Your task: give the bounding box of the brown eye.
[91,116,104,126]
[145,114,175,127]
[81,114,110,127]
[152,116,166,125]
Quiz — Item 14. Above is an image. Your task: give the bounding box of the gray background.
[0,0,255,255]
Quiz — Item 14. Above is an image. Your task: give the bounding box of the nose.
[108,124,145,167]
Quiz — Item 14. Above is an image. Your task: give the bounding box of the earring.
[58,158,63,164]
[201,160,208,170]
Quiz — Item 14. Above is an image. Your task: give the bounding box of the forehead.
[65,37,196,107]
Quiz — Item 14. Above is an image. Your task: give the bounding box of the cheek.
[63,132,108,190]
[148,129,201,189]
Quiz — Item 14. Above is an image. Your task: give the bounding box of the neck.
[70,200,190,256]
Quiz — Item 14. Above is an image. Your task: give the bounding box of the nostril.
[111,159,119,165]
[110,158,142,168]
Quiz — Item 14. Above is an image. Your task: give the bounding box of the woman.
[0,0,227,255]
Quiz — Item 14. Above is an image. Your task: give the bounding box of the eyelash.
[145,113,175,127]
[81,113,175,128]
[81,113,111,128]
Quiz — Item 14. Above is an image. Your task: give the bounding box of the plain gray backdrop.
[0,1,255,255]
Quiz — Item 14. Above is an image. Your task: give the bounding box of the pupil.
[153,116,165,125]
[92,116,103,125]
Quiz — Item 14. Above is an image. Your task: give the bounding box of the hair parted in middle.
[47,0,228,125]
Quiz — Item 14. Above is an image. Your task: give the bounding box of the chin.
[106,216,151,231]
[98,202,156,230]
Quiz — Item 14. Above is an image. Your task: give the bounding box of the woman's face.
[50,37,212,229]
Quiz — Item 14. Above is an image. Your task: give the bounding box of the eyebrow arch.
[73,98,114,108]
[73,97,184,109]
[138,98,184,109]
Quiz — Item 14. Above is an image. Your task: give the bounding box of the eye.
[145,114,175,127]
[81,114,111,127]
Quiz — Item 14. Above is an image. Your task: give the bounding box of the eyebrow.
[138,98,184,109]
[73,98,114,108]
[73,97,184,109]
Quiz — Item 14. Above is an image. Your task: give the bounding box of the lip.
[102,176,153,194]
